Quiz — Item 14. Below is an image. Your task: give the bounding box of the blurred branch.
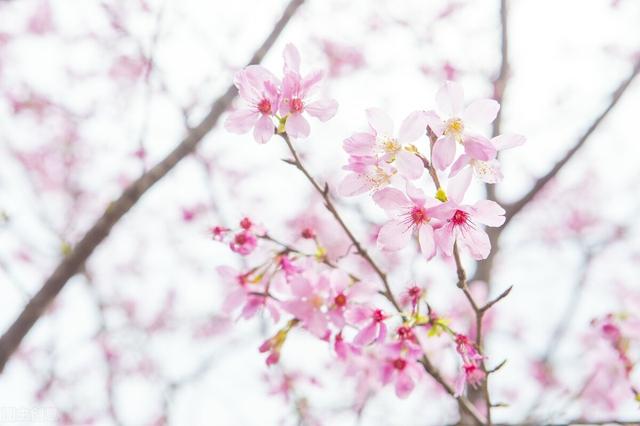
[0,0,306,374]
[502,60,640,228]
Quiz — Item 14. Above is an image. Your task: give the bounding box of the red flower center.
[392,358,407,371]
[334,293,347,307]
[410,207,429,225]
[452,209,469,226]
[373,309,385,322]
[234,233,247,244]
[258,99,272,114]
[397,325,414,340]
[290,98,304,113]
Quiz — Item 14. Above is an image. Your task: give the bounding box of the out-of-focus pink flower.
[320,39,365,77]
[281,272,330,338]
[373,183,446,259]
[427,81,500,170]
[433,169,505,260]
[339,109,429,196]
[279,44,338,139]
[454,362,486,396]
[346,306,389,346]
[229,230,257,255]
[379,342,424,398]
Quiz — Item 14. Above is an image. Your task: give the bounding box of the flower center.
[376,135,401,155]
[410,207,429,225]
[334,293,347,307]
[258,99,272,114]
[397,325,414,340]
[290,98,304,113]
[234,233,248,244]
[451,209,469,226]
[366,166,394,189]
[392,358,407,371]
[373,309,385,322]
[444,118,464,141]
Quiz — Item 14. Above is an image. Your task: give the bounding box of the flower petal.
[306,98,338,121]
[343,132,376,155]
[472,199,506,227]
[377,220,412,251]
[463,99,500,127]
[398,110,428,143]
[432,135,457,170]
[253,114,274,144]
[286,114,310,139]
[418,225,436,260]
[436,81,464,117]
[366,108,394,136]
[447,166,472,204]
[492,133,526,151]
[338,173,370,197]
[396,150,423,180]
[464,135,497,161]
[224,109,259,134]
[372,187,411,212]
[283,43,301,74]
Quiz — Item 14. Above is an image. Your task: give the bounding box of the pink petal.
[472,200,506,227]
[338,173,370,197]
[354,322,377,346]
[450,154,471,177]
[376,322,387,343]
[432,135,456,170]
[286,114,310,139]
[418,225,436,260]
[463,99,500,127]
[405,181,426,206]
[434,223,455,257]
[460,226,491,260]
[395,150,423,180]
[436,81,464,117]
[306,98,338,121]
[372,187,411,212]
[492,133,526,151]
[398,110,428,143]
[253,114,274,144]
[395,373,415,399]
[377,220,412,251]
[464,135,497,161]
[365,108,394,135]
[222,289,245,313]
[447,167,472,204]
[343,132,376,155]
[424,110,445,135]
[283,43,301,74]
[224,109,259,134]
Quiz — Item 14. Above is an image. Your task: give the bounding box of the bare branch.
[0,0,306,374]
[503,60,640,227]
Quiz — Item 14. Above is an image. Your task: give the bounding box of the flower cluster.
[224,44,338,143]
[338,82,525,260]
[216,45,526,401]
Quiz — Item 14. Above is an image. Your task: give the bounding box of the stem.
[279,132,402,313]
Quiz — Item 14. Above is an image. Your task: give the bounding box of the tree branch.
[0,0,305,374]
[503,60,640,227]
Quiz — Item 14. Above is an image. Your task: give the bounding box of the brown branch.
[502,60,640,227]
[0,0,306,374]
[419,356,486,425]
[278,133,402,313]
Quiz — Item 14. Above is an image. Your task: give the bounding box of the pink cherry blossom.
[225,65,280,144]
[433,169,505,260]
[379,342,424,398]
[346,306,389,346]
[450,133,526,183]
[229,230,257,255]
[373,183,445,259]
[281,272,330,338]
[279,44,338,139]
[217,265,280,322]
[428,81,500,170]
[339,109,428,196]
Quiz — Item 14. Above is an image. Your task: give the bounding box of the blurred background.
[1,0,640,424]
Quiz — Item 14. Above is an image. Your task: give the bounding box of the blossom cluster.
[215,45,526,400]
